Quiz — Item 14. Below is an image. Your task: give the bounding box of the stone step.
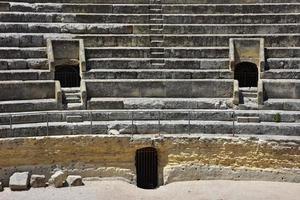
[85,47,300,59]
[62,87,81,93]
[79,34,300,48]
[0,46,298,61]
[1,109,299,125]
[239,103,259,110]
[0,120,299,138]
[244,97,258,104]
[67,103,84,110]
[0,47,47,59]
[64,92,81,98]
[0,59,48,70]
[87,97,231,110]
[3,23,300,35]
[263,99,300,111]
[83,69,233,79]
[242,92,257,98]
[4,0,300,4]
[2,33,300,48]
[0,70,50,80]
[65,96,81,104]
[87,58,229,70]
[66,115,83,123]
[1,58,296,72]
[87,58,300,70]
[85,79,234,98]
[262,69,300,79]
[0,12,300,24]
[5,3,300,14]
[240,87,258,92]
[267,58,300,69]
[0,47,46,59]
[0,99,59,113]
[237,116,261,123]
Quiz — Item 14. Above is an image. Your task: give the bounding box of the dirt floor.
[0,179,300,200]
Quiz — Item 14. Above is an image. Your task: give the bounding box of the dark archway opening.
[55,65,80,87]
[234,62,258,87]
[135,147,158,189]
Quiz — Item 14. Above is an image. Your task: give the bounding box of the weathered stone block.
[66,175,84,187]
[9,172,29,191]
[48,170,67,188]
[30,174,46,188]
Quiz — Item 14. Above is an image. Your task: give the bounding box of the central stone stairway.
[62,87,83,110]
[239,87,258,110]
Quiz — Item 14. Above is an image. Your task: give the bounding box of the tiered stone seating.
[0,0,299,136]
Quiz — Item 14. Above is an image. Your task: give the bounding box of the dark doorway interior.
[55,65,80,87]
[234,62,258,87]
[135,147,158,189]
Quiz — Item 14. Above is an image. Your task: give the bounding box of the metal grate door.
[135,147,158,189]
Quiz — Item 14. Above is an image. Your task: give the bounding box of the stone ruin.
[0,0,299,190]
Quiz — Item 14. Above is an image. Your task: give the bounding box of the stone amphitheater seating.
[0,0,299,136]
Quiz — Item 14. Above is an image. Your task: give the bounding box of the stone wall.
[0,135,299,186]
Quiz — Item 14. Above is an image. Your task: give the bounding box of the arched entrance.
[55,65,80,87]
[135,147,158,189]
[234,62,258,87]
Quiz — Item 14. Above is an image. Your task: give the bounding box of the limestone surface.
[9,172,29,191]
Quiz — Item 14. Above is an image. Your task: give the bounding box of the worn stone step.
[1,109,299,126]
[66,96,81,104]
[5,3,300,14]
[85,79,234,98]
[159,24,300,35]
[1,12,300,24]
[62,87,81,93]
[239,103,259,110]
[240,87,258,92]
[85,47,228,59]
[0,59,48,70]
[4,0,300,4]
[242,93,257,98]
[75,34,300,47]
[66,115,83,123]
[0,70,50,80]
[0,120,299,138]
[67,103,84,110]
[64,93,81,98]
[0,99,59,113]
[87,58,227,69]
[85,47,300,59]
[3,23,300,35]
[87,97,231,110]
[87,58,229,70]
[266,58,300,69]
[2,33,300,48]
[237,116,260,123]
[263,99,300,111]
[262,69,300,79]
[0,47,46,59]
[83,69,233,79]
[0,46,298,62]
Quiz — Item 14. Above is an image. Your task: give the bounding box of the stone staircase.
[0,0,299,136]
[239,87,258,110]
[62,88,83,110]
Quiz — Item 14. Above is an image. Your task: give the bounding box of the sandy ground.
[0,180,300,200]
